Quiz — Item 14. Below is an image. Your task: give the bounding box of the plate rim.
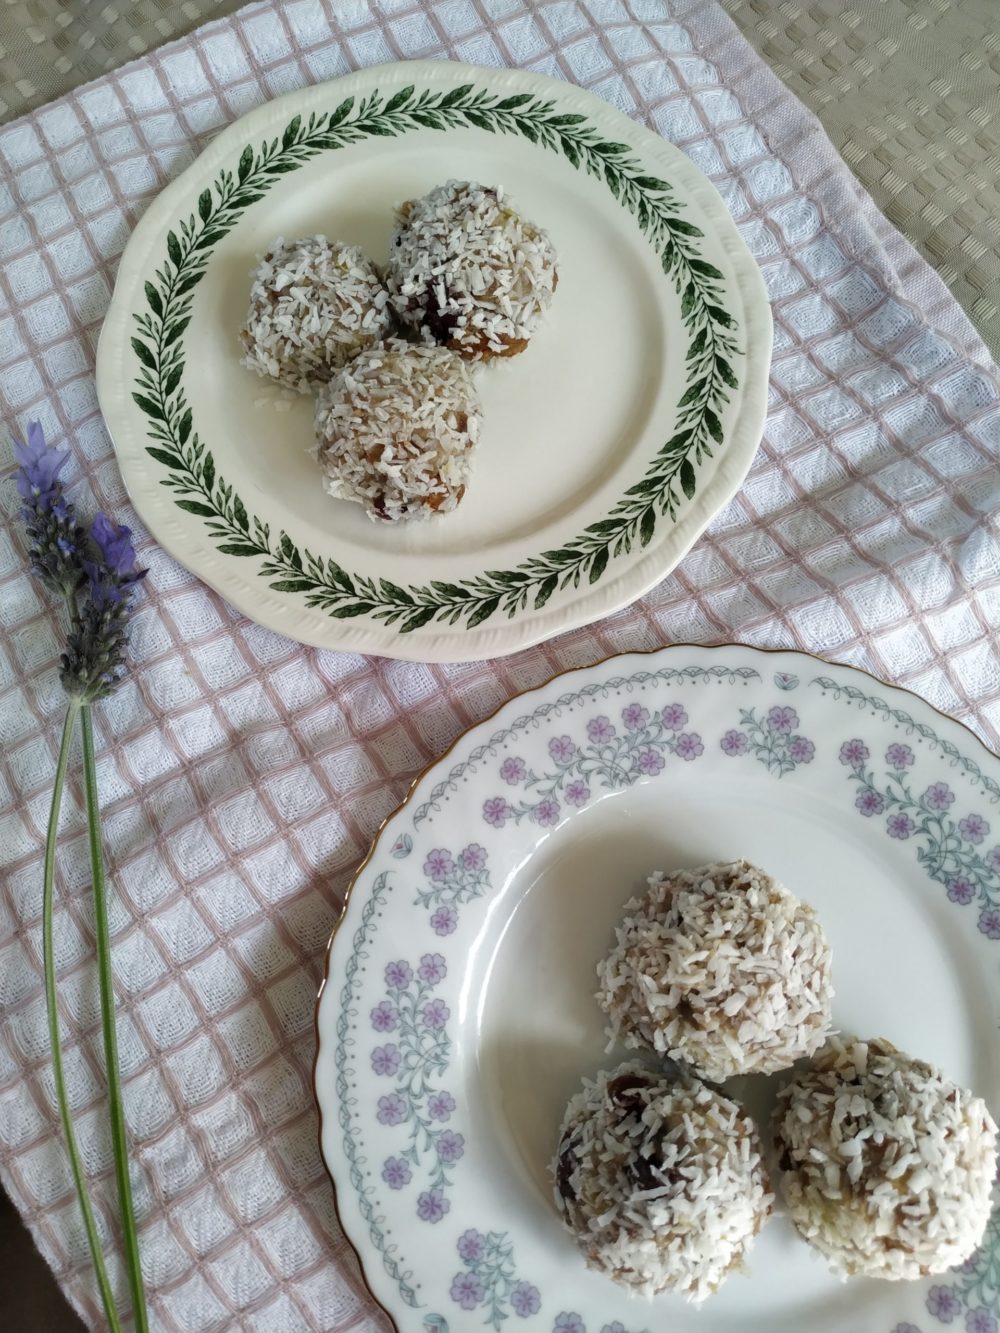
[96,59,773,663]
[312,641,1000,1329]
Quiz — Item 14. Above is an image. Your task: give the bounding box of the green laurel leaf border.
[130,82,742,634]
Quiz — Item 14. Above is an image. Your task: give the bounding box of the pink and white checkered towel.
[1,2,999,1329]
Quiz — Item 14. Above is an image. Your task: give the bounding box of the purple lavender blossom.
[675,732,704,761]
[966,1312,996,1333]
[839,739,869,766]
[450,1270,485,1309]
[370,1001,398,1032]
[554,1316,585,1333]
[586,715,615,743]
[457,1229,485,1262]
[511,1283,541,1317]
[376,1094,407,1126]
[430,905,458,936]
[381,1157,411,1190]
[926,1286,961,1322]
[622,703,649,731]
[62,512,146,700]
[483,797,509,827]
[637,748,664,776]
[721,728,748,756]
[371,1044,400,1077]
[427,1091,456,1122]
[565,780,590,807]
[548,735,576,762]
[385,961,412,991]
[886,743,914,769]
[423,849,453,882]
[460,843,487,871]
[534,797,560,826]
[887,813,915,840]
[12,421,87,597]
[500,757,526,784]
[417,1188,449,1223]
[947,877,975,905]
[418,953,447,984]
[788,735,815,764]
[978,907,1000,939]
[855,789,885,817]
[436,1130,464,1164]
[421,999,450,1030]
[767,705,798,734]
[960,814,990,844]
[924,782,955,811]
[661,703,687,730]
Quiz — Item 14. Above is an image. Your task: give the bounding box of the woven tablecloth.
[2,2,1000,1330]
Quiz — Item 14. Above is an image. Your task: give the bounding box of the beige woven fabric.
[720,0,1000,357]
[4,0,997,355]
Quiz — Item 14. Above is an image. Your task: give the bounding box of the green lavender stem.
[43,699,122,1332]
[80,705,149,1333]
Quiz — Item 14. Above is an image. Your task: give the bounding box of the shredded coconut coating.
[774,1036,998,1280]
[553,1062,772,1302]
[240,235,392,392]
[597,860,834,1082]
[386,180,557,361]
[314,341,481,523]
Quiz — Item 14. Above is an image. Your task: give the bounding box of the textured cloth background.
[1,1,1000,1330]
[3,0,999,359]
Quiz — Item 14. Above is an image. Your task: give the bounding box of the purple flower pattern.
[381,1157,411,1190]
[371,1044,400,1076]
[371,955,459,1204]
[416,845,491,933]
[417,1188,449,1223]
[448,1229,539,1328]
[720,728,748,756]
[482,701,702,826]
[887,813,915,840]
[927,1287,962,1323]
[499,757,526,784]
[841,735,1000,937]
[555,1316,586,1333]
[966,1311,997,1333]
[725,703,815,777]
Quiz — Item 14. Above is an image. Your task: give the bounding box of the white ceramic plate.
[97,61,771,662]
[315,644,1000,1332]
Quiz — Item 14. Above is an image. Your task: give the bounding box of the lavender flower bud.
[12,421,87,598]
[60,515,146,702]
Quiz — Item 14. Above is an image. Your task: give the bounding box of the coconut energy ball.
[597,860,833,1083]
[774,1036,998,1280]
[314,341,481,523]
[386,180,558,361]
[553,1062,772,1302]
[240,236,391,392]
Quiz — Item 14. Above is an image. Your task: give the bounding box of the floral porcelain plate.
[96,61,770,662]
[314,644,1000,1332]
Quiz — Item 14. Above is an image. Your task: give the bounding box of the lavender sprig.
[11,421,149,1333]
[62,513,146,700]
[13,422,88,597]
